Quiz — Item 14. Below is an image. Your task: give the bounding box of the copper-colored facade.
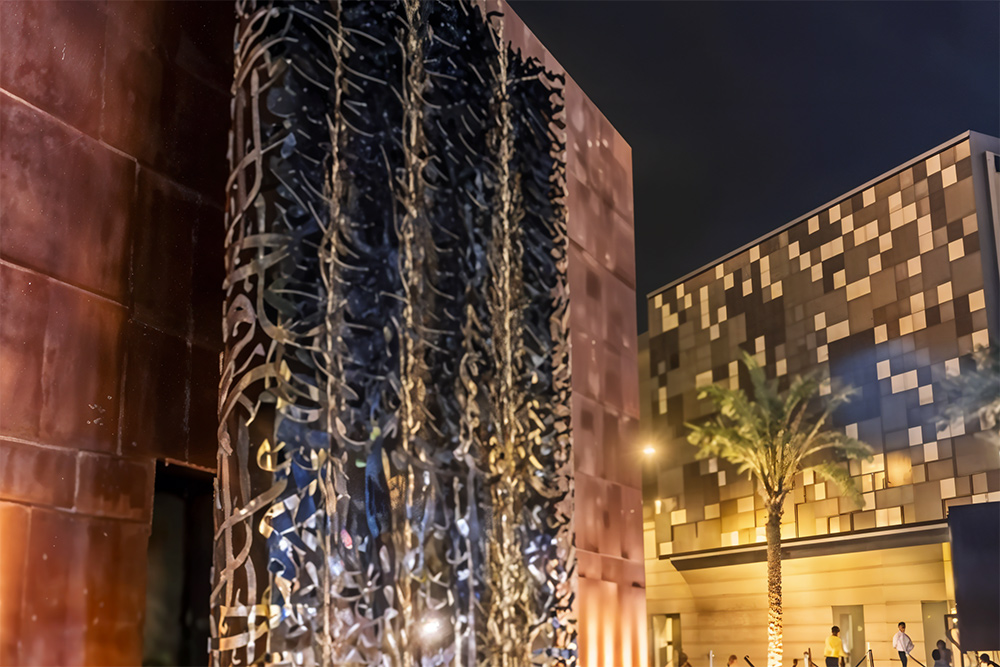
[499,7,648,664]
[0,2,231,664]
[565,73,647,667]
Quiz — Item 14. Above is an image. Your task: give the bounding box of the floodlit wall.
[565,75,647,667]
[645,543,954,667]
[642,132,999,666]
[0,2,230,664]
[499,6,648,666]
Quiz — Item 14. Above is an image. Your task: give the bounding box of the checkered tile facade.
[647,136,1000,556]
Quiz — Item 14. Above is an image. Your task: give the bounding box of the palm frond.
[936,344,1000,446]
[801,432,873,462]
[808,461,864,508]
[688,353,874,508]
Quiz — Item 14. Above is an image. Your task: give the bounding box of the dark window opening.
[143,462,214,667]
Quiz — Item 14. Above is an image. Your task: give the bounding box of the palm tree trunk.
[766,499,784,667]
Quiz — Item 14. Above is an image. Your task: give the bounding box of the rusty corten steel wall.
[0,2,230,664]
[564,80,647,667]
[498,6,648,665]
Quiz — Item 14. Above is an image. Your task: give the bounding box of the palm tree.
[686,351,873,667]
[937,344,999,447]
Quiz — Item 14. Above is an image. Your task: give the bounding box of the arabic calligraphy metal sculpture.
[213,1,573,665]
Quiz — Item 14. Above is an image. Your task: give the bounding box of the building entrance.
[922,601,951,667]
[832,605,866,666]
[651,613,682,667]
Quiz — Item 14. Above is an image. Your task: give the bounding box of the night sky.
[508,1,1000,332]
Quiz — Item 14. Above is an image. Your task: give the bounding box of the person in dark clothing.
[935,640,953,667]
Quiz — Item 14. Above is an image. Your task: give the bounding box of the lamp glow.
[418,616,446,643]
[643,445,656,456]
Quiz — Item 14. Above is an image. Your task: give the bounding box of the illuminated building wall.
[0,1,644,665]
[0,2,230,665]
[501,11,648,665]
[641,133,1000,667]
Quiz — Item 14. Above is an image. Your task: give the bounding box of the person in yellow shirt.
[825,626,846,667]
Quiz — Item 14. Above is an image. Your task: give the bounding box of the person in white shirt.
[893,622,915,667]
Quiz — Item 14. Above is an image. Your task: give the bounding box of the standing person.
[933,650,948,667]
[893,622,914,667]
[729,656,738,667]
[826,626,846,667]
[936,640,953,667]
